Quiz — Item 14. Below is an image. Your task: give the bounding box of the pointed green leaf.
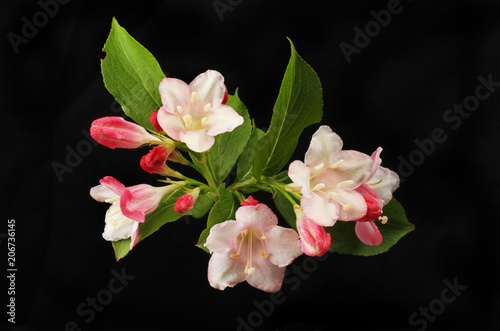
[208,91,252,184]
[235,123,265,183]
[327,198,414,256]
[253,39,323,178]
[101,17,166,130]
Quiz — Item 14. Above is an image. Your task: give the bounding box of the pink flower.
[288,125,373,227]
[352,148,400,246]
[90,176,139,250]
[205,204,302,292]
[157,70,244,152]
[294,206,331,257]
[91,116,162,149]
[120,182,185,223]
[174,188,201,214]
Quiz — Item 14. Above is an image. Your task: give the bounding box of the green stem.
[197,154,219,194]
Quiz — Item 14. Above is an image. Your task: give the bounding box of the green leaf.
[273,190,298,230]
[327,198,414,256]
[112,189,185,261]
[235,123,265,183]
[101,17,166,130]
[190,191,215,219]
[196,185,238,253]
[208,91,252,184]
[253,39,323,178]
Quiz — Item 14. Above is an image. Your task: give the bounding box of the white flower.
[157,70,244,152]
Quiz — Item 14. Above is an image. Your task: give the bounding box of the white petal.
[246,259,285,293]
[189,70,226,110]
[102,206,135,241]
[301,193,339,226]
[159,78,190,114]
[205,104,244,136]
[179,129,215,152]
[265,227,302,267]
[90,184,116,202]
[288,160,311,198]
[370,166,400,205]
[157,107,185,141]
[305,125,343,167]
[205,220,242,254]
[335,189,368,221]
[207,252,246,291]
[235,204,278,230]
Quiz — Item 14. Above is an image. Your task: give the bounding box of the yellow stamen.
[177,105,184,114]
[336,180,354,188]
[204,103,211,112]
[379,216,388,224]
[190,91,197,104]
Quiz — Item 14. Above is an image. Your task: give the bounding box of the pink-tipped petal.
[159,77,191,114]
[288,160,312,198]
[129,222,140,250]
[355,221,383,246]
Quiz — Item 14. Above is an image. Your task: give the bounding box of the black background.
[2,0,499,330]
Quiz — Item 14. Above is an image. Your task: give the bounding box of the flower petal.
[179,129,214,152]
[207,252,246,291]
[120,185,170,223]
[235,204,278,231]
[157,106,185,141]
[304,125,343,167]
[205,220,243,254]
[355,221,383,246]
[205,104,244,137]
[129,222,140,250]
[288,160,312,198]
[265,227,302,267]
[246,259,286,293]
[335,188,368,221]
[90,184,117,202]
[317,150,372,190]
[369,166,400,205]
[159,77,191,114]
[189,70,226,111]
[102,205,135,241]
[99,176,126,196]
[301,193,339,227]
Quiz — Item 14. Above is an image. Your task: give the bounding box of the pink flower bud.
[140,146,171,174]
[149,110,164,132]
[240,196,259,206]
[222,85,229,104]
[174,188,200,214]
[294,206,331,257]
[90,116,161,149]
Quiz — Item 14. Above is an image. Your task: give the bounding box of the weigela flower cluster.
[91,68,401,292]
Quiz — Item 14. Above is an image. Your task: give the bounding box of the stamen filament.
[104,196,120,203]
